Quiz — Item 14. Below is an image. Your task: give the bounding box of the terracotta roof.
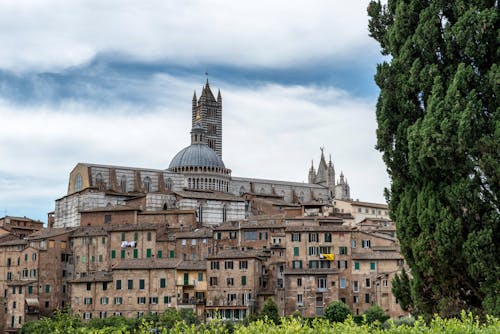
[113,258,181,270]
[285,268,339,275]
[25,227,77,240]
[351,251,403,260]
[175,190,244,202]
[0,239,27,246]
[176,260,207,270]
[215,217,286,231]
[106,223,159,232]
[80,205,140,213]
[175,227,213,238]
[7,280,37,286]
[69,271,113,283]
[207,249,265,260]
[71,227,108,237]
[285,225,350,232]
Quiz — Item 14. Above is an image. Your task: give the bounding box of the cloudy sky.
[0,0,387,222]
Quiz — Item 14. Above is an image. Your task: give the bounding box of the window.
[84,297,93,305]
[149,297,158,304]
[120,175,127,192]
[133,249,138,259]
[100,311,107,319]
[102,282,108,291]
[121,250,126,259]
[209,277,218,286]
[297,278,302,287]
[182,239,187,245]
[309,232,319,242]
[370,262,376,271]
[294,247,299,256]
[139,279,145,290]
[191,239,196,245]
[366,278,371,288]
[100,297,109,305]
[324,233,332,242]
[86,282,91,291]
[340,277,346,289]
[309,260,319,268]
[259,232,268,240]
[137,297,146,304]
[365,294,370,303]
[351,240,357,248]
[114,297,123,305]
[211,261,219,270]
[224,261,233,270]
[317,277,327,289]
[229,231,237,239]
[297,294,303,306]
[292,260,303,269]
[75,173,82,191]
[157,250,163,258]
[241,276,246,286]
[166,178,172,191]
[353,280,359,292]
[226,278,234,286]
[362,240,371,248]
[353,295,359,304]
[146,249,152,258]
[383,279,388,287]
[128,280,133,290]
[81,255,87,263]
[169,250,175,258]
[354,262,360,270]
[147,231,152,241]
[143,176,151,192]
[339,246,348,255]
[83,312,92,320]
[198,272,203,281]
[111,250,116,259]
[28,286,33,294]
[99,254,103,262]
[121,233,126,241]
[291,233,301,242]
[104,214,112,224]
[116,280,122,290]
[244,231,258,240]
[45,284,50,293]
[160,278,166,288]
[308,246,319,255]
[338,260,348,269]
[164,296,171,304]
[237,261,248,270]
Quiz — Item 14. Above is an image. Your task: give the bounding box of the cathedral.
[54,81,351,228]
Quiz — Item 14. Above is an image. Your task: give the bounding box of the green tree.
[259,298,280,324]
[159,308,182,328]
[364,305,390,324]
[392,267,413,312]
[368,0,499,317]
[324,300,351,323]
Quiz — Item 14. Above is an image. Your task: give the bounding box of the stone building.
[53,81,346,229]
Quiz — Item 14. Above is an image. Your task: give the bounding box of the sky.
[0,0,388,223]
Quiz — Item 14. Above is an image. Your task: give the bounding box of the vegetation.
[257,298,280,324]
[367,0,499,317]
[391,268,412,312]
[19,310,500,334]
[324,300,352,322]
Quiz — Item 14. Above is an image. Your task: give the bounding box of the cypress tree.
[368,0,498,317]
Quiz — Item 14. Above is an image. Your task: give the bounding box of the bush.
[364,304,389,324]
[324,300,351,322]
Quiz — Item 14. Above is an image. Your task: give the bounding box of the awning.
[25,298,39,308]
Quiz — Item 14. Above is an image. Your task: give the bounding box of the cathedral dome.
[169,144,226,169]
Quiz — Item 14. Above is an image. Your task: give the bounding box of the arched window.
[75,174,82,192]
[143,176,151,192]
[95,173,103,185]
[239,186,246,196]
[197,204,203,223]
[120,175,127,193]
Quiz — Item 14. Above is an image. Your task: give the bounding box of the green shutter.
[242,276,246,286]
[160,278,166,288]
[133,249,138,259]
[169,250,175,258]
[198,272,203,281]
[146,249,152,258]
[157,250,163,258]
[354,262,360,270]
[370,262,376,270]
[184,273,189,286]
[294,247,299,256]
[121,250,125,259]
[111,250,116,259]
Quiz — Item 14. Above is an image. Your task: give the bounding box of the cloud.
[0,0,378,72]
[0,77,388,222]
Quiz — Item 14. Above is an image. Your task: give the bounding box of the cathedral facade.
[54,81,351,228]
